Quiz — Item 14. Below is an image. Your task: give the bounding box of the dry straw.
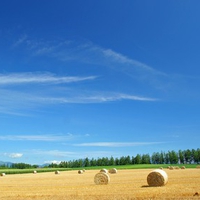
[196,165,200,169]
[33,170,37,174]
[94,172,110,185]
[147,169,168,187]
[55,170,60,174]
[109,168,117,174]
[181,166,186,169]
[100,168,108,173]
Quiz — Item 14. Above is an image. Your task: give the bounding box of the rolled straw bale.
[55,170,60,174]
[169,166,174,170]
[1,173,6,176]
[196,165,200,169]
[82,169,85,172]
[159,167,163,170]
[109,168,117,174]
[78,170,83,174]
[100,168,108,173]
[94,172,110,185]
[147,169,168,187]
[181,166,186,169]
[175,166,180,170]
[33,170,37,174]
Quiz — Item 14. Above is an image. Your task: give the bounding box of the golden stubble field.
[0,169,200,200]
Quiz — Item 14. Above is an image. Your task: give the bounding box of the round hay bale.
[175,166,180,170]
[181,166,186,169]
[33,170,37,174]
[94,172,110,185]
[196,165,200,169]
[169,166,174,170]
[147,169,168,187]
[159,167,163,170]
[78,170,83,174]
[100,168,108,173]
[109,168,117,174]
[82,169,85,172]
[1,173,6,176]
[55,170,60,174]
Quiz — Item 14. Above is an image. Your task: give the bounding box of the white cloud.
[32,149,117,160]
[0,38,161,116]
[0,82,157,115]
[35,93,157,104]
[0,72,96,85]
[44,160,61,164]
[32,149,77,157]
[12,35,28,48]
[74,142,164,147]
[16,37,166,78]
[84,93,157,102]
[0,134,75,142]
[4,153,23,158]
[0,88,158,116]
[102,49,154,72]
[27,39,170,94]
[0,89,157,116]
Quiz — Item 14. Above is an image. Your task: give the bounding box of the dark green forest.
[1,148,199,169]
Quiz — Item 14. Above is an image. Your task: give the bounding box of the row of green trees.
[48,148,200,168]
[11,163,38,169]
[1,148,199,169]
[0,162,38,169]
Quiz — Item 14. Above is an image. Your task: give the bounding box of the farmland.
[0,167,200,199]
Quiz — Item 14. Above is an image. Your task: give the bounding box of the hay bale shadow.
[141,185,149,188]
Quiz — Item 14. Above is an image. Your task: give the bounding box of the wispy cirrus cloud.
[61,42,166,76]
[31,149,118,159]
[0,87,157,107]
[0,88,157,116]
[73,142,164,147]
[0,37,161,116]
[82,93,157,102]
[24,38,170,93]
[0,72,96,85]
[32,93,157,104]
[0,71,157,115]
[12,35,28,48]
[101,48,165,75]
[13,36,166,78]
[33,149,76,157]
[0,134,74,142]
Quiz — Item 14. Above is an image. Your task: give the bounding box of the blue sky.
[0,0,200,165]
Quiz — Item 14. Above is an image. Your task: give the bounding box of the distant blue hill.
[0,161,13,167]
[38,163,49,168]
[0,161,49,168]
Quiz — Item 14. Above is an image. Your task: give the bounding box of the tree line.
[0,162,38,169]
[48,148,200,168]
[1,148,199,169]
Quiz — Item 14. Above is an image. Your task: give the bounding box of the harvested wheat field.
[0,168,200,200]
